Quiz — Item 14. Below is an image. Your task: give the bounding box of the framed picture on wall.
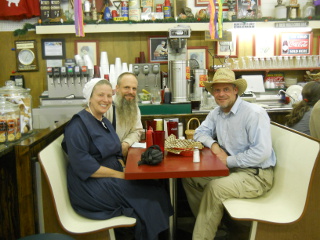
[253,33,276,57]
[75,40,99,66]
[195,0,209,7]
[187,46,209,69]
[216,34,238,58]
[237,0,261,19]
[148,36,168,63]
[280,32,313,56]
[41,38,66,59]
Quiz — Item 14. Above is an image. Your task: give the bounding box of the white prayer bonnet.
[82,78,103,105]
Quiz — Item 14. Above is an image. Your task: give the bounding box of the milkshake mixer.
[167,25,192,103]
[132,63,161,94]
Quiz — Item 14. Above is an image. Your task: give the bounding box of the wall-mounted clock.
[15,40,39,72]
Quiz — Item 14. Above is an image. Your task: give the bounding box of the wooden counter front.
[0,121,67,240]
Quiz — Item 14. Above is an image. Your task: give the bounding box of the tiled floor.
[175,179,251,240]
[176,216,251,240]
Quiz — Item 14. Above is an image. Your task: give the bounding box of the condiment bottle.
[164,87,171,104]
[163,0,172,18]
[146,127,154,148]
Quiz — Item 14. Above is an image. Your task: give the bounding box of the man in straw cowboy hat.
[182,68,276,239]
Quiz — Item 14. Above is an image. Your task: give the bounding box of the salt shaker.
[193,147,200,163]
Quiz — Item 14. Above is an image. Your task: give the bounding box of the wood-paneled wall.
[0,28,319,108]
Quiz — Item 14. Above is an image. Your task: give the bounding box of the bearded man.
[105,72,143,158]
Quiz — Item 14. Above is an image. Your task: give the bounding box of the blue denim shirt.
[194,97,276,169]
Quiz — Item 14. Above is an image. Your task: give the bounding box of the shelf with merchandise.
[34,17,320,34]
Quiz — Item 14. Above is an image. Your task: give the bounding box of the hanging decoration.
[74,0,85,37]
[208,0,223,39]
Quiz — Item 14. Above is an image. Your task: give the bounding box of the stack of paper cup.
[83,54,94,70]
[128,64,133,73]
[109,64,117,89]
[100,51,109,77]
[115,57,122,79]
[75,55,84,66]
[122,62,129,73]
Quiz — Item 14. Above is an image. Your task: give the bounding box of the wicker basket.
[185,118,200,139]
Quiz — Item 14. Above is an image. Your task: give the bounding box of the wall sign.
[253,33,276,57]
[280,32,313,56]
[15,40,39,72]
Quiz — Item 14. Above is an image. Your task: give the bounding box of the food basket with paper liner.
[185,117,200,139]
[165,134,204,156]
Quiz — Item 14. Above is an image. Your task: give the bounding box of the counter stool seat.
[18,233,75,240]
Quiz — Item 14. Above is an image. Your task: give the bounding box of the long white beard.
[114,94,138,129]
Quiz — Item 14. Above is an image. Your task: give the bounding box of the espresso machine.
[167,25,192,103]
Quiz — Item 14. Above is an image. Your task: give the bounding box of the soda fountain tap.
[60,67,67,85]
[47,67,54,85]
[53,67,61,85]
[81,66,89,83]
[67,66,74,85]
[74,66,81,84]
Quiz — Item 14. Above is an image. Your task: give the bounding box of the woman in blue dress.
[62,78,173,240]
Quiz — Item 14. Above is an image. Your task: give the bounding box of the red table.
[125,147,229,240]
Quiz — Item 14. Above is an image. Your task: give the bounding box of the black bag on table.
[138,145,163,166]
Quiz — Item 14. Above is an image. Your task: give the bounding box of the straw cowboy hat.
[204,68,247,96]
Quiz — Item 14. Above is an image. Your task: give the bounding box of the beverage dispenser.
[167,25,191,103]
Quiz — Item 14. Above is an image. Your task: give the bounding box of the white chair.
[38,134,136,240]
[223,122,320,240]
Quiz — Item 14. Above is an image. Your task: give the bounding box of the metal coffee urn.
[167,25,191,103]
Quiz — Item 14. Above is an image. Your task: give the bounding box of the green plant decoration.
[13,23,36,37]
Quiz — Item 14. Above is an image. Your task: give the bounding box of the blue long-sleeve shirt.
[194,97,276,169]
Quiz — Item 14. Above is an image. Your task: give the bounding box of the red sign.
[280,32,313,56]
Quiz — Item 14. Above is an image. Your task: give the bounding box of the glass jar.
[302,0,315,18]
[0,98,21,143]
[0,80,32,134]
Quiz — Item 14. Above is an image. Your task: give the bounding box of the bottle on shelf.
[91,0,98,21]
[163,0,172,18]
[302,0,315,18]
[103,0,112,21]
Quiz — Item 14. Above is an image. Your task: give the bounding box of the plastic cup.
[146,120,156,131]
[167,121,178,138]
[153,130,165,152]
